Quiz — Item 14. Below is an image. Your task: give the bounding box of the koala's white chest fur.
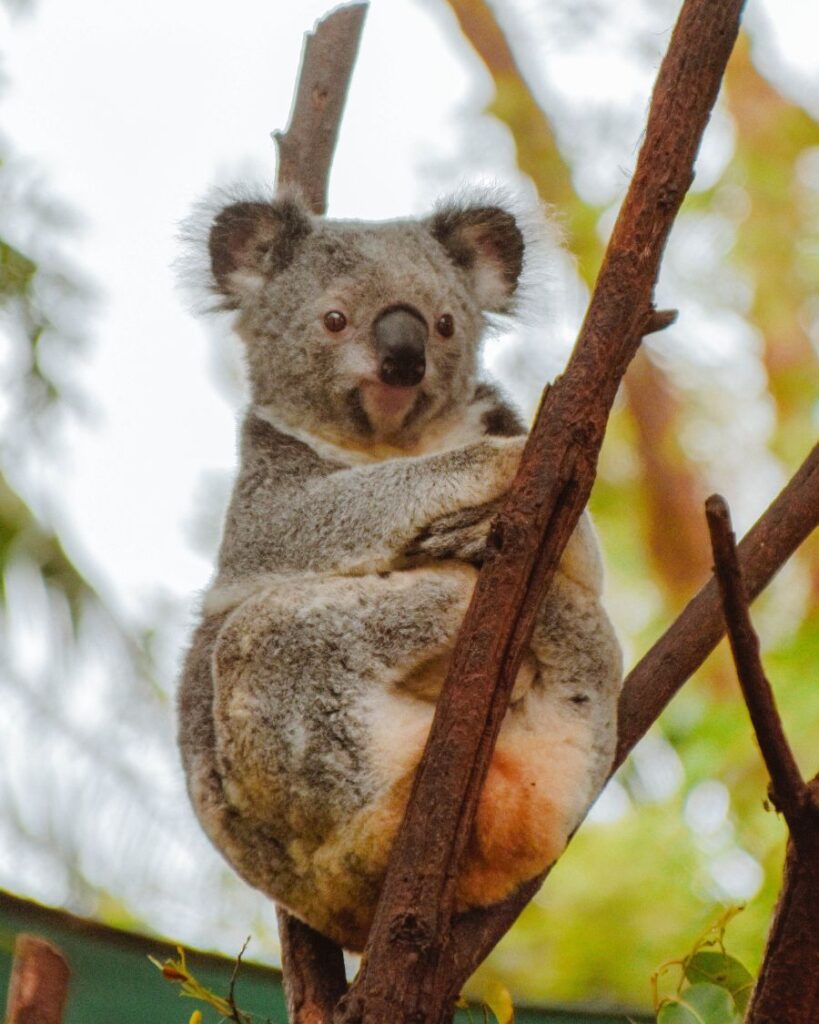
[176,191,623,950]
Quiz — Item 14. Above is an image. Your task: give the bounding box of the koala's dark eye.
[436,314,455,338]
[323,310,347,333]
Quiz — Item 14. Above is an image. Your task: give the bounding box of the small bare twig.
[705,493,810,831]
[5,933,70,1024]
[227,936,252,1023]
[644,308,679,335]
[274,3,368,214]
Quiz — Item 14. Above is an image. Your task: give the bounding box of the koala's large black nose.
[374,306,428,387]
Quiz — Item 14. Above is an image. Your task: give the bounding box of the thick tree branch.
[5,934,70,1024]
[272,6,368,1021]
[705,493,810,831]
[703,500,818,1023]
[744,775,819,1024]
[337,3,747,1023]
[265,3,817,1021]
[273,3,367,215]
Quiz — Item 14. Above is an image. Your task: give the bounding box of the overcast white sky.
[1,0,500,624]
[2,0,816,631]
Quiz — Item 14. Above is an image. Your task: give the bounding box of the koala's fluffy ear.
[429,204,524,312]
[209,197,313,304]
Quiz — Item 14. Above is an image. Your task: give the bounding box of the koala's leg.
[458,569,623,909]
[209,563,477,947]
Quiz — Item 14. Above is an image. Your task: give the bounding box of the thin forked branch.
[705,493,809,831]
[704,496,819,1024]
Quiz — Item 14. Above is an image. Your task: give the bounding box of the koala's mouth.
[350,383,431,439]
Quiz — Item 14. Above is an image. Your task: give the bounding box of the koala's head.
[206,193,524,446]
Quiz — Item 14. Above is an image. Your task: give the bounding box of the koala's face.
[208,195,524,446]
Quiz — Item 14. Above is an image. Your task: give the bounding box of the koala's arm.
[215,427,525,580]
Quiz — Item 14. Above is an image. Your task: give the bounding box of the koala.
[177,190,622,951]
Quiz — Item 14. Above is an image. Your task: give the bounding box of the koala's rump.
[198,567,616,950]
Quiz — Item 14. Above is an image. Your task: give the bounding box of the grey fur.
[177,192,622,950]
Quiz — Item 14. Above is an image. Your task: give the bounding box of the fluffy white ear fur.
[176,183,312,312]
[176,183,268,313]
[428,187,560,321]
[428,195,524,312]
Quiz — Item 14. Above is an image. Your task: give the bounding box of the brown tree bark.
[745,818,819,1023]
[277,908,349,1024]
[706,496,818,1024]
[443,442,819,997]
[5,934,70,1024]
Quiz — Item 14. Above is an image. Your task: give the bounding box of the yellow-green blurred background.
[1,0,816,1012]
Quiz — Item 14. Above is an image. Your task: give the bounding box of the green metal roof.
[0,891,651,1023]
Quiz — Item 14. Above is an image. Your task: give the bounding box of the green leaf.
[657,983,737,1024]
[685,951,754,1011]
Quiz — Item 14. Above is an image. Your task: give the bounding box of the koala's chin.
[359,380,417,427]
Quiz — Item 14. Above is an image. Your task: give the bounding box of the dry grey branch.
[273,3,368,215]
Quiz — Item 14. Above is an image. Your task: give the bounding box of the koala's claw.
[404,502,501,565]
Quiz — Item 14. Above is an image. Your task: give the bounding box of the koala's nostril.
[374,305,428,388]
[380,350,426,387]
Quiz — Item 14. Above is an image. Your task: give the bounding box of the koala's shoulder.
[239,414,337,481]
[473,382,527,438]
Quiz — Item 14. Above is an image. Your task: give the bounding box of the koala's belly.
[204,568,614,950]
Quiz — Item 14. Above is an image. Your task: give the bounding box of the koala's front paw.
[482,435,526,496]
[404,501,501,566]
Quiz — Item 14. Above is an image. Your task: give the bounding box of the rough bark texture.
[705,494,809,828]
[278,908,349,1024]
[5,933,70,1024]
[744,802,819,1023]
[273,3,367,215]
[265,2,819,1020]
[335,2,747,1023]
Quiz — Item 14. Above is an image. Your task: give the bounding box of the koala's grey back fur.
[177,191,622,950]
